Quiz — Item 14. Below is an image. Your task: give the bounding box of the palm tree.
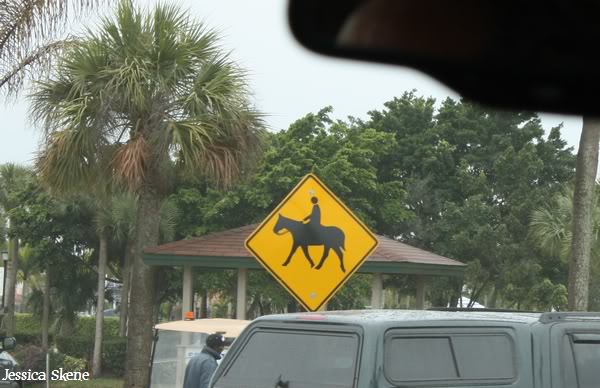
[30,2,265,385]
[91,193,177,375]
[92,198,112,377]
[0,211,6,243]
[567,118,600,310]
[110,192,136,337]
[0,163,31,336]
[530,189,577,261]
[110,192,178,337]
[17,245,38,313]
[0,0,108,98]
[530,186,600,307]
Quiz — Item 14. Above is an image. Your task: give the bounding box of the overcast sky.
[0,0,583,165]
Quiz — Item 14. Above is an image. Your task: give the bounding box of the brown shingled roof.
[145,224,464,268]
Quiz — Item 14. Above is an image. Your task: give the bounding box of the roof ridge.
[379,235,456,260]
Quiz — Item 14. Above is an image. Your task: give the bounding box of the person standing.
[183,333,225,388]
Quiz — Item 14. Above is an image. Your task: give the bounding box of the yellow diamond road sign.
[245,174,379,311]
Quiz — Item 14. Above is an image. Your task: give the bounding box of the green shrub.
[102,338,126,377]
[75,317,120,338]
[62,354,88,373]
[14,331,40,346]
[55,336,93,360]
[50,351,65,370]
[14,314,120,347]
[50,351,88,373]
[15,313,42,332]
[15,313,44,346]
[14,313,55,347]
[13,344,45,372]
[55,336,126,377]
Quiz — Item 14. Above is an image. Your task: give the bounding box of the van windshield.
[214,330,359,388]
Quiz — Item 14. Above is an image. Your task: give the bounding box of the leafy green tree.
[353,93,575,309]
[9,177,98,338]
[567,118,600,311]
[30,3,264,382]
[172,107,411,236]
[0,163,32,335]
[531,187,600,310]
[170,93,576,313]
[17,245,38,313]
[169,108,412,313]
[109,193,179,334]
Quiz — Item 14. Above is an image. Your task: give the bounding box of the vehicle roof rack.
[427,307,540,314]
[539,312,600,324]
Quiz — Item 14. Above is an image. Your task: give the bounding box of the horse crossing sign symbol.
[245,174,379,311]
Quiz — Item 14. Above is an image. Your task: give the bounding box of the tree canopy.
[169,91,576,312]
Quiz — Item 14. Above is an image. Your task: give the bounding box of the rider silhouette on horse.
[303,197,321,226]
[303,197,322,242]
[274,196,347,272]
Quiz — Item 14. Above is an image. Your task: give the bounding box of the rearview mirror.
[0,337,16,352]
[288,0,600,115]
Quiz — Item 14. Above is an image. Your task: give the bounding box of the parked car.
[0,337,20,388]
[209,309,600,388]
[0,351,21,388]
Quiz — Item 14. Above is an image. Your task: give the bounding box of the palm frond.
[0,163,33,210]
[35,125,106,193]
[110,191,137,242]
[530,203,571,260]
[0,210,7,242]
[31,0,265,196]
[0,40,70,97]
[110,135,149,191]
[0,0,107,98]
[159,198,179,243]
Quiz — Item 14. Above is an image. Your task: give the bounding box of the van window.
[561,333,600,388]
[214,329,360,388]
[385,331,516,385]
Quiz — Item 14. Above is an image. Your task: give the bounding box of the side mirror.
[0,337,16,352]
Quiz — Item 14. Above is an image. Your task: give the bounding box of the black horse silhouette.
[273,214,347,272]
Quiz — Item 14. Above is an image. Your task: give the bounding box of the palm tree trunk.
[489,282,500,308]
[2,236,18,336]
[568,117,600,311]
[124,186,160,388]
[200,290,208,319]
[42,265,50,351]
[92,234,108,377]
[21,280,29,313]
[119,241,134,337]
[60,315,75,336]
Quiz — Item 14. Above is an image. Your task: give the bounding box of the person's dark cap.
[206,333,225,349]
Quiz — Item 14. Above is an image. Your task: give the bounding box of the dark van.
[209,309,600,388]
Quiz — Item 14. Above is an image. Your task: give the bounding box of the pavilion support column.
[371,273,383,309]
[236,268,248,320]
[177,265,194,388]
[416,275,426,310]
[182,265,194,319]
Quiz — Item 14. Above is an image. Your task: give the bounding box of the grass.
[31,378,123,388]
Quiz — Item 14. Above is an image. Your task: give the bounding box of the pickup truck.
[209,309,600,388]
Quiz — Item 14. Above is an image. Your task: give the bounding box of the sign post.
[245,174,378,311]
